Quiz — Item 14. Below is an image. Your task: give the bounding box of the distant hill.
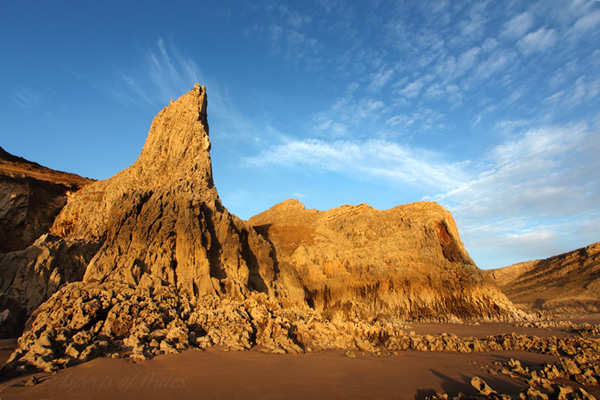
[486,242,600,313]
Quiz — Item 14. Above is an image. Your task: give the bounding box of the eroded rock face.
[0,235,100,338]
[6,278,598,379]
[0,148,95,337]
[249,199,517,321]
[0,147,93,253]
[0,86,276,339]
[51,84,275,300]
[487,242,600,314]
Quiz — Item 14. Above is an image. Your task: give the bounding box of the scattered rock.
[521,387,548,400]
[471,376,496,396]
[24,375,39,386]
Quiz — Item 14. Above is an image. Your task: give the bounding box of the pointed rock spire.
[50,85,275,299]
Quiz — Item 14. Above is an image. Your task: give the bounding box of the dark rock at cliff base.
[0,148,94,338]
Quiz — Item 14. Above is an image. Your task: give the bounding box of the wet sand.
[1,320,598,400]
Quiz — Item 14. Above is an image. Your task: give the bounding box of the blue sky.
[2,0,599,268]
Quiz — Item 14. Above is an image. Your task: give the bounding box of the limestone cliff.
[2,84,525,374]
[249,199,516,321]
[0,85,275,340]
[0,236,99,338]
[487,242,600,313]
[51,84,275,299]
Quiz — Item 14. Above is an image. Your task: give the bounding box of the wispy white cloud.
[145,39,202,100]
[369,68,394,92]
[463,206,600,267]
[432,45,481,88]
[247,4,322,66]
[494,119,532,134]
[571,9,600,33]
[517,26,557,55]
[9,88,43,109]
[399,78,426,98]
[501,12,534,39]
[102,38,272,154]
[105,39,202,107]
[484,48,516,75]
[455,46,481,75]
[314,119,348,137]
[244,138,467,191]
[544,75,600,110]
[441,124,598,218]
[310,92,391,140]
[430,122,600,266]
[458,2,488,39]
[385,107,447,134]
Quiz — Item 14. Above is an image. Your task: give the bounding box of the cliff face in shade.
[487,242,600,313]
[0,236,100,338]
[51,84,276,299]
[0,147,94,253]
[0,148,95,337]
[249,199,517,321]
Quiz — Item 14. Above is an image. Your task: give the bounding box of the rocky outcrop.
[0,147,93,253]
[2,84,525,373]
[0,235,99,338]
[249,199,517,321]
[6,278,599,381]
[0,85,275,340]
[51,84,275,299]
[487,242,600,313]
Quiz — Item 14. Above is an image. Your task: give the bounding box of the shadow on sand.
[413,357,532,400]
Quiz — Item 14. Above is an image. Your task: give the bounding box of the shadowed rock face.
[0,236,100,338]
[0,148,94,337]
[249,199,516,321]
[0,147,94,253]
[487,242,600,313]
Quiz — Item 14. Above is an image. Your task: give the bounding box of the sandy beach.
[0,348,558,400]
[2,320,598,400]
